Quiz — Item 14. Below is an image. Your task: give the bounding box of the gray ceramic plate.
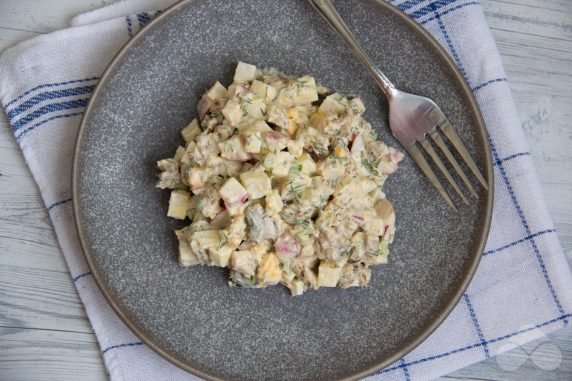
[73,0,493,380]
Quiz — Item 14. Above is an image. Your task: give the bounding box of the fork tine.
[430,131,478,198]
[404,143,457,211]
[439,120,489,190]
[419,139,469,205]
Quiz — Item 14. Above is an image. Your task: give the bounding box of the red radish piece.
[379,160,398,175]
[266,131,284,141]
[225,193,248,209]
[350,133,364,155]
[275,234,301,259]
[197,98,212,119]
[352,214,365,224]
[389,147,405,164]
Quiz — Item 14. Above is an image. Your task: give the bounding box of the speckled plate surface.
[73,0,493,380]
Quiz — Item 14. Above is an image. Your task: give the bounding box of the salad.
[156,62,403,296]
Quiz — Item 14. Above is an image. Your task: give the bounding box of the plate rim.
[72,0,494,379]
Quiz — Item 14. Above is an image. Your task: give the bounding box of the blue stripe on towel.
[494,152,530,166]
[410,0,462,20]
[483,229,557,256]
[102,342,144,355]
[72,272,92,282]
[126,15,133,37]
[7,85,95,120]
[420,2,480,25]
[394,0,427,12]
[137,12,151,28]
[378,313,571,374]
[463,294,490,357]
[12,99,90,132]
[490,140,566,320]
[47,198,72,211]
[472,77,507,92]
[16,111,84,141]
[4,77,98,109]
[399,358,411,381]
[429,1,468,79]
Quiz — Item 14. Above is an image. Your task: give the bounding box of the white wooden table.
[0,1,570,380]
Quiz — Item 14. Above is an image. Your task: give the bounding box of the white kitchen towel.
[1,0,571,380]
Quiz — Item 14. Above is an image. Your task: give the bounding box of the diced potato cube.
[297,153,317,176]
[181,119,201,142]
[250,241,272,261]
[230,250,257,276]
[309,111,329,132]
[250,80,266,98]
[348,98,365,114]
[365,234,380,255]
[271,151,295,178]
[192,230,221,248]
[375,198,395,227]
[267,104,289,129]
[244,132,262,153]
[286,121,298,137]
[280,173,311,202]
[253,120,273,132]
[262,152,276,170]
[222,100,243,127]
[219,135,252,161]
[174,146,185,161]
[263,131,288,152]
[337,179,378,203]
[317,157,345,180]
[168,190,190,220]
[225,216,247,248]
[278,76,319,107]
[284,108,304,137]
[319,93,347,115]
[287,139,304,158]
[240,169,271,199]
[289,279,305,296]
[265,189,283,215]
[181,141,196,166]
[285,107,305,136]
[219,177,248,210]
[209,245,233,267]
[251,80,278,102]
[227,84,237,97]
[257,253,282,285]
[294,76,319,104]
[187,167,209,193]
[233,61,257,83]
[188,230,222,264]
[364,218,385,236]
[240,93,267,119]
[176,230,199,267]
[239,120,273,135]
[205,81,228,101]
[350,232,365,262]
[318,261,342,287]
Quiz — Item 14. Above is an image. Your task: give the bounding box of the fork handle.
[309,0,395,97]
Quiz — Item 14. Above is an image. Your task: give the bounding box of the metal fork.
[310,0,488,210]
